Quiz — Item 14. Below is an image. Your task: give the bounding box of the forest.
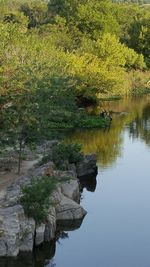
[0,0,150,154]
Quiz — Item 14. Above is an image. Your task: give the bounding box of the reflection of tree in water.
[66,125,124,168]
[128,104,150,146]
[67,96,150,168]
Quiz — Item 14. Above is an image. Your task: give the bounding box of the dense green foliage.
[75,114,112,128]
[0,0,150,159]
[52,143,83,164]
[20,176,57,223]
[39,143,84,169]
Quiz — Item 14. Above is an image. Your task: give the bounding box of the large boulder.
[51,186,86,222]
[19,217,35,253]
[60,180,80,203]
[0,205,35,257]
[76,154,97,178]
[56,194,86,221]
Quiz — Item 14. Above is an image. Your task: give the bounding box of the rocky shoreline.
[0,143,97,257]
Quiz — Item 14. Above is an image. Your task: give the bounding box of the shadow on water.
[0,253,33,267]
[2,239,56,267]
[79,172,97,193]
[34,240,56,267]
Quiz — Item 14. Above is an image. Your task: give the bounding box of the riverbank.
[0,141,97,257]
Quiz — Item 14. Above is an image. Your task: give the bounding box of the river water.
[1,95,150,267]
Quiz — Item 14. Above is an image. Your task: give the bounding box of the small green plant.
[20,176,57,223]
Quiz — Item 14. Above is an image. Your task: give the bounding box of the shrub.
[39,143,84,168]
[20,176,57,223]
[52,143,83,165]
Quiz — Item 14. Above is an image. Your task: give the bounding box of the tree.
[128,16,150,66]
[20,0,49,28]
[76,0,120,39]
[0,22,76,173]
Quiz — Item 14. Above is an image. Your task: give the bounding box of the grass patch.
[75,115,111,128]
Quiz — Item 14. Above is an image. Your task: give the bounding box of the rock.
[56,194,87,221]
[0,146,95,257]
[61,180,80,202]
[35,224,45,246]
[0,191,6,206]
[54,170,77,180]
[19,218,35,253]
[0,240,7,257]
[1,206,23,256]
[76,154,97,178]
[0,203,35,256]
[57,218,84,231]
[2,184,21,207]
[52,187,86,221]
[44,207,56,242]
[31,161,55,177]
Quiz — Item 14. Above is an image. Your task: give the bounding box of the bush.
[39,143,84,168]
[20,176,57,223]
[52,143,83,166]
